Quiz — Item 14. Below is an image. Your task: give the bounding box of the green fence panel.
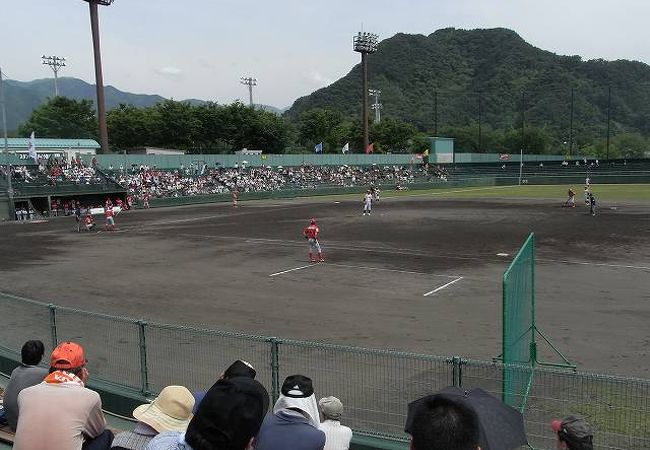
[276,340,452,439]
[460,359,650,450]
[51,307,143,391]
[142,323,272,396]
[0,293,52,355]
[502,233,536,410]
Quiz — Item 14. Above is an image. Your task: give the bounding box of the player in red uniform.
[104,207,116,231]
[303,218,324,263]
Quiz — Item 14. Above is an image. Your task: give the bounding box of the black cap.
[223,360,256,379]
[185,377,269,450]
[281,374,314,398]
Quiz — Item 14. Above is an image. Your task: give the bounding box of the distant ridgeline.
[286,27,650,142]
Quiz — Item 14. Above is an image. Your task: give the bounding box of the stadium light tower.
[369,88,382,123]
[81,0,114,153]
[240,77,257,107]
[353,32,379,152]
[42,56,66,97]
[0,66,15,220]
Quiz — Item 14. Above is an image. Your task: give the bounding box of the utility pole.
[569,87,574,158]
[606,85,611,160]
[433,90,438,135]
[82,0,113,154]
[353,32,379,152]
[369,88,382,123]
[477,92,482,152]
[521,90,526,154]
[0,67,15,220]
[41,55,66,97]
[240,77,257,107]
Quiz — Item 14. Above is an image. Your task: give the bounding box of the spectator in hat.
[405,395,481,450]
[13,341,113,450]
[111,385,194,450]
[1,340,48,431]
[318,396,352,450]
[146,377,269,450]
[551,416,594,450]
[192,359,256,413]
[255,374,326,450]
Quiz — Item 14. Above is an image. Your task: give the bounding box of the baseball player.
[584,186,591,206]
[564,188,576,207]
[363,190,373,215]
[303,218,324,263]
[589,192,597,216]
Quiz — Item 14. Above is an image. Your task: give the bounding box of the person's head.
[319,396,344,421]
[49,341,88,381]
[222,360,256,380]
[310,218,316,225]
[406,395,481,450]
[274,374,320,428]
[21,340,45,366]
[551,416,594,450]
[133,385,194,433]
[185,377,269,450]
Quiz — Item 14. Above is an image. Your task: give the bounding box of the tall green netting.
[502,232,535,411]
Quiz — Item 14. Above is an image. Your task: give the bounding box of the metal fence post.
[452,356,462,387]
[48,304,58,349]
[270,338,280,403]
[137,320,150,395]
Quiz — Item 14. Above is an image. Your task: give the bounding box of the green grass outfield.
[373,184,650,202]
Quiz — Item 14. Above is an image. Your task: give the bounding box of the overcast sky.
[2,0,648,108]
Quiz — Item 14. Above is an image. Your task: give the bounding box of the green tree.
[107,104,155,150]
[18,97,97,139]
[370,118,417,153]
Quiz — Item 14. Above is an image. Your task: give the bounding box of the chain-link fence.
[0,292,648,449]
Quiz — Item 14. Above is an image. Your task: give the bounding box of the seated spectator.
[145,377,269,450]
[255,375,325,450]
[551,416,594,450]
[13,341,113,450]
[193,359,257,413]
[405,395,481,450]
[111,385,194,450]
[318,396,352,450]
[1,340,48,431]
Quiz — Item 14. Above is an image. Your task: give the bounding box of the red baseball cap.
[50,342,87,370]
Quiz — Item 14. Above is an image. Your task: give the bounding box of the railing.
[0,292,647,449]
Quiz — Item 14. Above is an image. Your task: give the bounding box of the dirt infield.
[1,193,649,378]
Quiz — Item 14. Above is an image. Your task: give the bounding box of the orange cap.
[50,342,86,370]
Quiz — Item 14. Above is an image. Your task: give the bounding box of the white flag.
[27,131,37,161]
[341,143,349,154]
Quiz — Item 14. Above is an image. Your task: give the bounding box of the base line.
[423,277,464,297]
[269,264,319,277]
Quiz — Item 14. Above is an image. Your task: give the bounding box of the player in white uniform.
[363,190,373,215]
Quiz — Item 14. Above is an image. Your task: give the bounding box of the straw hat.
[133,385,194,433]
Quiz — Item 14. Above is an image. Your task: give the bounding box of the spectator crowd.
[1,339,595,450]
[113,163,447,203]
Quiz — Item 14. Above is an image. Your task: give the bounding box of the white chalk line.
[423,277,464,297]
[269,264,320,277]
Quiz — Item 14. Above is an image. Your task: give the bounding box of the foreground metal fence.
[0,292,647,449]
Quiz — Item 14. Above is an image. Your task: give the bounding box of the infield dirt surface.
[1,190,649,378]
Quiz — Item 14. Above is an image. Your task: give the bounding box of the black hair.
[410,396,480,450]
[21,340,45,366]
[558,430,594,450]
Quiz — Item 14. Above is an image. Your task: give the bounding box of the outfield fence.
[0,291,648,450]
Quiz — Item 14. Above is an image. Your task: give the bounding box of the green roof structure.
[3,138,100,149]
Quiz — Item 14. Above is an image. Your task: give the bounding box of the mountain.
[3,77,284,132]
[286,28,650,140]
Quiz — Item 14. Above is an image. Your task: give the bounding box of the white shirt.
[319,420,352,450]
[364,193,372,204]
